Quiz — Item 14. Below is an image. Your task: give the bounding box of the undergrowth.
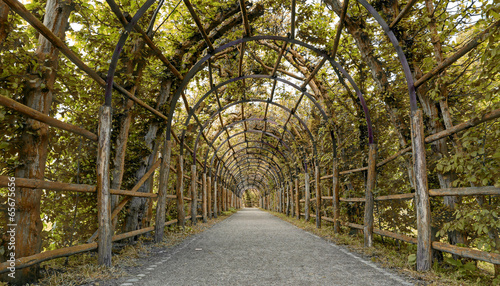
[267,210,498,286]
[28,212,236,286]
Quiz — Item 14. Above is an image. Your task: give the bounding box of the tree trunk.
[12,1,73,283]
[123,80,170,237]
[0,0,9,45]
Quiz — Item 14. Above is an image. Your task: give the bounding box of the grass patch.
[33,212,236,286]
[267,210,497,286]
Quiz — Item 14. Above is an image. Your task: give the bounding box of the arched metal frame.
[223,155,284,184]
[197,98,317,171]
[101,0,421,207]
[218,154,284,187]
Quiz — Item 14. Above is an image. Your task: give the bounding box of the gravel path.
[117,208,412,286]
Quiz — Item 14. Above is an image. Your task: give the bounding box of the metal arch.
[213,141,294,185]
[208,129,296,177]
[199,115,313,162]
[177,73,330,158]
[224,161,282,193]
[221,155,283,185]
[207,117,297,153]
[222,150,284,181]
[218,141,289,165]
[207,127,292,189]
[220,147,288,180]
[199,99,316,171]
[165,35,375,160]
[356,0,418,112]
[196,98,317,170]
[209,132,295,188]
[238,185,264,198]
[165,35,367,139]
[194,99,317,164]
[103,0,157,106]
[235,172,271,190]
[237,179,268,197]
[235,166,280,193]
[220,159,281,191]
[236,177,269,195]
[206,120,298,171]
[223,154,283,183]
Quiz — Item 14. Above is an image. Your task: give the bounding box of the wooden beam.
[389,0,419,28]
[105,0,182,80]
[0,95,97,141]
[415,20,500,88]
[429,186,499,196]
[183,0,214,51]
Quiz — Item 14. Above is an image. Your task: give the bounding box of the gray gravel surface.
[115,208,413,286]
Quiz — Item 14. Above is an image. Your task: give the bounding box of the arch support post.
[155,139,172,242]
[364,144,377,247]
[295,177,300,219]
[207,176,212,218]
[305,172,310,221]
[191,165,197,225]
[213,179,218,218]
[202,172,207,223]
[412,110,431,271]
[176,155,185,228]
[97,106,112,266]
[286,183,291,216]
[332,158,341,233]
[315,165,321,229]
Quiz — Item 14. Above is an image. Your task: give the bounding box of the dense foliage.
[0,0,499,282]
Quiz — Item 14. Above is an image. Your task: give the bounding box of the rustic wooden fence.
[262,108,500,268]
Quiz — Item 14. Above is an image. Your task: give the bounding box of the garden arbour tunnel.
[1,0,499,283]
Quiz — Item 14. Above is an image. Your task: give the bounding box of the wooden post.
[295,177,300,219]
[364,144,377,247]
[191,165,197,225]
[155,139,172,242]
[278,187,281,212]
[412,110,431,271]
[305,172,310,221]
[207,176,212,219]
[202,172,207,223]
[176,155,185,228]
[213,179,218,218]
[285,184,291,216]
[332,157,341,233]
[97,106,112,266]
[315,165,321,228]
